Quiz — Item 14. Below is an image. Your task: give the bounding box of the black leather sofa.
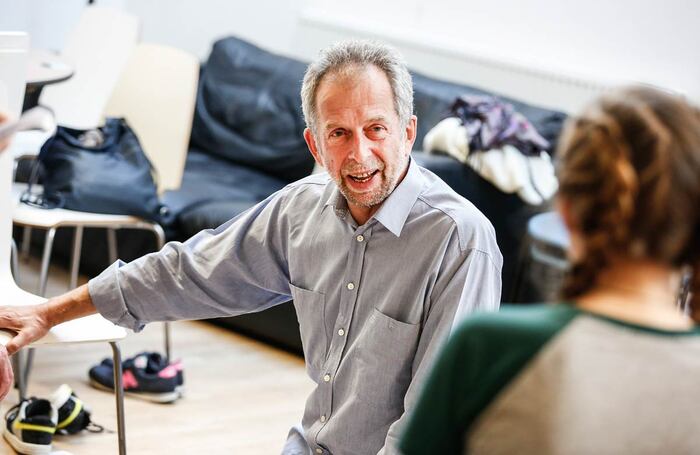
[30,36,566,354]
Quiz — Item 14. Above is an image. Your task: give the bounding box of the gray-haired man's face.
[304,66,417,223]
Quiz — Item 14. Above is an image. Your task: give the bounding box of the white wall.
[2,0,697,106]
[298,0,700,103]
[124,0,305,61]
[0,0,125,50]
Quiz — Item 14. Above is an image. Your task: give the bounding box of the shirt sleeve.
[88,188,296,331]
[379,244,502,454]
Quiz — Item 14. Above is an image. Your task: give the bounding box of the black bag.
[21,118,173,225]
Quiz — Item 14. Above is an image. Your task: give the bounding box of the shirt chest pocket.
[289,283,327,373]
[356,308,421,413]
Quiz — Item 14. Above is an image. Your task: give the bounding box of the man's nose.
[348,132,373,163]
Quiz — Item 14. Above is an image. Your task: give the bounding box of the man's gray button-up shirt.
[89,159,502,454]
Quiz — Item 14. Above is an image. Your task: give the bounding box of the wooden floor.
[1,255,313,454]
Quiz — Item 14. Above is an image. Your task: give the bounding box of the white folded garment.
[422,117,470,162]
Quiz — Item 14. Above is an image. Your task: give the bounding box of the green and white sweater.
[400,303,700,454]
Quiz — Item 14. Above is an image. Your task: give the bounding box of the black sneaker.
[3,398,57,455]
[89,353,180,404]
[49,384,103,435]
[100,352,184,394]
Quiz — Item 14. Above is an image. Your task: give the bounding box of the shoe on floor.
[49,384,102,435]
[100,352,184,394]
[3,398,57,455]
[89,353,180,404]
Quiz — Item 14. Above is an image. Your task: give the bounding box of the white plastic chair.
[103,43,198,193]
[40,5,140,130]
[8,3,141,280]
[1,31,128,455]
[12,43,200,360]
[7,5,140,163]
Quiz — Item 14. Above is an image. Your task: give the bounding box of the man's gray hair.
[301,40,414,135]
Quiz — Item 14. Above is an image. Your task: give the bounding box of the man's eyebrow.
[322,116,389,131]
[323,122,342,131]
[367,116,388,123]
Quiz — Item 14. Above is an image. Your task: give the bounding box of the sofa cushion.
[162,149,288,239]
[190,36,315,182]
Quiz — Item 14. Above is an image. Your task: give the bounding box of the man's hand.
[0,304,52,355]
[0,345,14,400]
[0,285,98,357]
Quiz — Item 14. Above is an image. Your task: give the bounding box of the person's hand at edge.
[0,345,13,400]
[0,111,12,152]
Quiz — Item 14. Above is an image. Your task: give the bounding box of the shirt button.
[316,449,323,454]
[320,414,327,423]
[356,234,364,242]
[323,373,331,382]
[347,282,355,290]
[337,328,345,336]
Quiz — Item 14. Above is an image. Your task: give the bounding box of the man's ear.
[304,128,324,167]
[404,115,418,151]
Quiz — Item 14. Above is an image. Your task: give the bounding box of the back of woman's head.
[556,86,700,319]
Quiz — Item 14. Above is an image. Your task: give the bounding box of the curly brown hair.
[556,86,700,321]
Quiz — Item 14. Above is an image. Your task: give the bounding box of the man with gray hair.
[0,40,501,453]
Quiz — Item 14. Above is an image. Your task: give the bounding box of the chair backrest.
[103,43,199,194]
[39,6,140,129]
[0,32,29,279]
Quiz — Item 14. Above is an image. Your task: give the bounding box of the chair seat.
[13,183,151,228]
[1,284,127,347]
[6,130,54,161]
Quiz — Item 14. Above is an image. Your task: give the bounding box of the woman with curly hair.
[400,86,700,454]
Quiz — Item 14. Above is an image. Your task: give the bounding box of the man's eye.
[368,125,387,138]
[330,130,345,138]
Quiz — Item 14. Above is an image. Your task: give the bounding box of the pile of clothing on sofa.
[423,95,559,205]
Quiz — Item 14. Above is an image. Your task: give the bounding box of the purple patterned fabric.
[450,95,551,156]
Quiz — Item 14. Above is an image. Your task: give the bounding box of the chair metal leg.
[11,238,20,281]
[38,227,57,297]
[21,226,32,260]
[70,226,84,289]
[22,348,35,391]
[151,224,165,250]
[110,341,127,455]
[12,351,27,400]
[164,322,171,361]
[107,228,118,264]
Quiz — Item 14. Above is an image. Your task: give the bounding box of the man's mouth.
[347,170,379,183]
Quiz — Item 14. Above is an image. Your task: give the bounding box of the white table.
[23,49,74,111]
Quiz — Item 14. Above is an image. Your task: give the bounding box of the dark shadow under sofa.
[32,36,566,355]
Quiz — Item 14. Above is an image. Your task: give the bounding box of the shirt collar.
[323,182,349,214]
[323,157,426,236]
[372,157,425,237]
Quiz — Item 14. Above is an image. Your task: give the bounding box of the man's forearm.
[42,284,98,327]
[0,284,99,355]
